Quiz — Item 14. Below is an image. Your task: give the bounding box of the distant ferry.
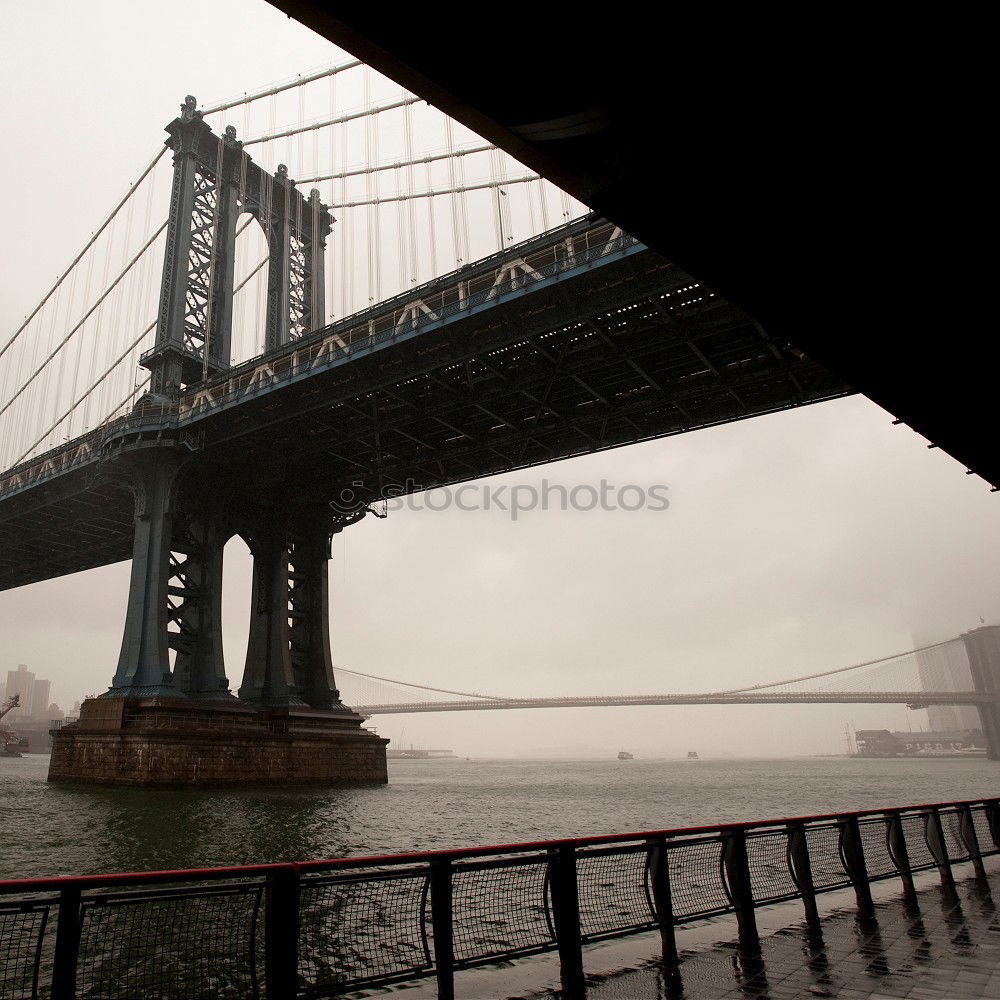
[617,751,634,760]
[687,751,700,760]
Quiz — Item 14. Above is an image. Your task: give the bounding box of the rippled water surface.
[2,754,998,879]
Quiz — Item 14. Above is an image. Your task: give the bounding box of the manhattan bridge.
[1,61,997,780]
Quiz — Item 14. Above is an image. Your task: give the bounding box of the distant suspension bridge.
[337,631,999,717]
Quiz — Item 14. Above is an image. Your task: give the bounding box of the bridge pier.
[962,626,1000,761]
[49,457,386,786]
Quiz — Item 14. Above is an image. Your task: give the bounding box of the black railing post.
[722,828,759,954]
[549,844,586,999]
[886,811,917,906]
[839,816,875,920]
[265,865,300,1000]
[429,859,455,1000]
[51,885,81,1000]
[787,822,820,933]
[647,836,679,971]
[926,808,957,897]
[986,799,1000,850]
[959,805,987,881]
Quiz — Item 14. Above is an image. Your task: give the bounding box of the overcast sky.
[2,1,998,759]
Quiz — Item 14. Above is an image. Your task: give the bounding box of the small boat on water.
[687,751,700,760]
[617,751,634,760]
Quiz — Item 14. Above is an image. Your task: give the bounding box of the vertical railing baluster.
[722,828,759,954]
[647,836,679,971]
[887,811,917,906]
[986,799,1000,851]
[926,808,957,897]
[839,816,875,920]
[429,859,455,1000]
[265,865,300,1000]
[548,844,586,999]
[959,805,987,881]
[51,885,81,1000]
[787,822,820,933]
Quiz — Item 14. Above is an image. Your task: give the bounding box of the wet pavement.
[577,867,1000,999]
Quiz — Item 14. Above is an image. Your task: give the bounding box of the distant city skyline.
[3,663,67,721]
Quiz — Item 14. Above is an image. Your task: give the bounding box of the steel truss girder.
[166,511,232,698]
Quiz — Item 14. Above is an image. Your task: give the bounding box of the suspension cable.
[337,667,505,701]
[0,222,167,421]
[12,320,157,466]
[234,257,268,295]
[298,144,493,185]
[0,146,167,365]
[243,95,423,147]
[327,176,540,209]
[719,638,961,694]
[201,60,363,116]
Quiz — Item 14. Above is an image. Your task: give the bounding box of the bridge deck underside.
[187,249,848,513]
[0,247,849,590]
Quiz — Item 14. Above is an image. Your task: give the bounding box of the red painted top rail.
[2,796,996,894]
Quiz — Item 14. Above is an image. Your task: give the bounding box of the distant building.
[31,679,51,720]
[4,664,36,719]
[3,665,60,723]
[913,636,982,732]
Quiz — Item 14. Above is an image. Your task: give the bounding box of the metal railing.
[1,797,997,999]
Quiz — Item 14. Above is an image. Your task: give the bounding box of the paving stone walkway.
[578,869,1000,999]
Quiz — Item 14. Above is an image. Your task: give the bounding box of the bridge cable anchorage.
[0,146,166,366]
[327,176,541,210]
[0,222,168,423]
[242,94,424,147]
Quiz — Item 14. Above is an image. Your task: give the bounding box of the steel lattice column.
[167,512,233,699]
[239,514,345,709]
[106,453,183,698]
[962,625,1000,760]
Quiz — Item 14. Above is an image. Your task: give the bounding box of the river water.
[2,754,998,880]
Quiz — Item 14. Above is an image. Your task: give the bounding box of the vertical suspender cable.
[0,147,166,366]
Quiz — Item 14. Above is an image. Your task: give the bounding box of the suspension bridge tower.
[962,625,1000,760]
[48,99,387,787]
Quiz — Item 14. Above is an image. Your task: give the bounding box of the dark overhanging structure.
[267,6,997,492]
